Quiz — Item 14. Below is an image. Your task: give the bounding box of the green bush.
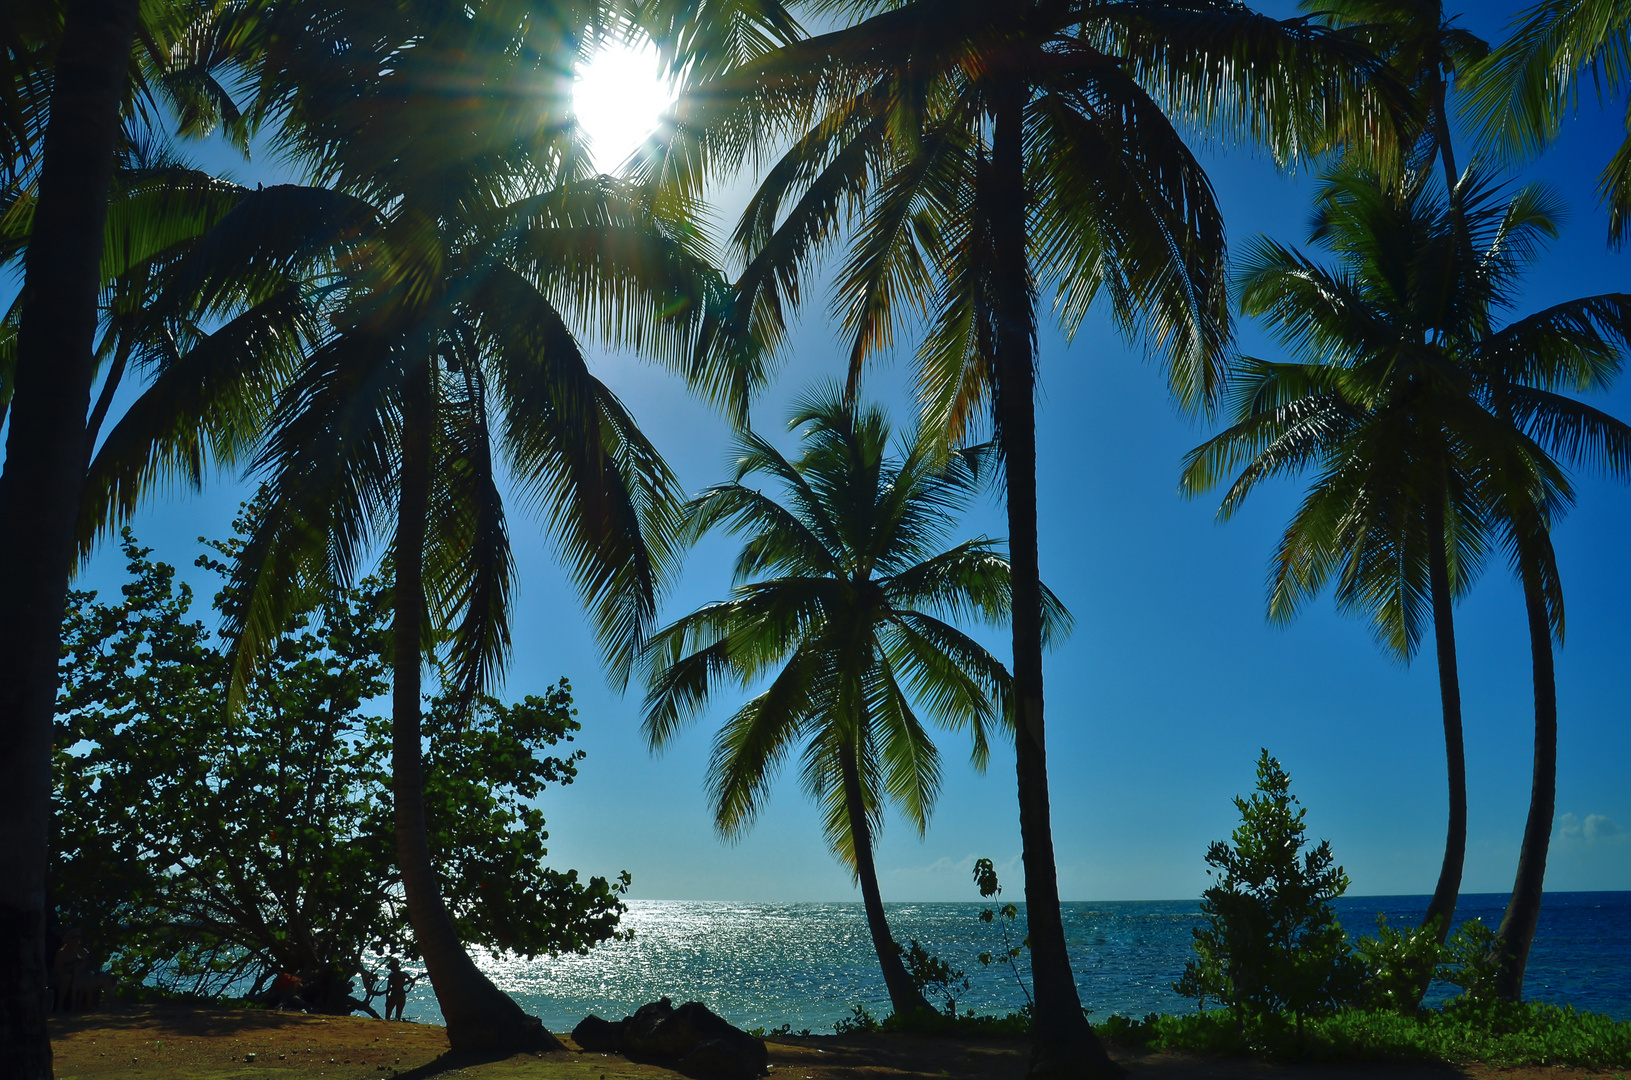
[1149,1002,1631,1067]
[834,1003,881,1034]
[1175,751,1364,1024]
[1438,918,1502,1002]
[1353,914,1443,1012]
[1098,1013,1162,1049]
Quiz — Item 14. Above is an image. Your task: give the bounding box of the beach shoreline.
[48,1004,1628,1080]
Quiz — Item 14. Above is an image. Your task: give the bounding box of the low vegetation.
[1099,1002,1631,1069]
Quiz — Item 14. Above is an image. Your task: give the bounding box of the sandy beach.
[47,1006,1627,1080]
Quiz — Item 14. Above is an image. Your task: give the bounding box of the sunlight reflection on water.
[392,892,1630,1031]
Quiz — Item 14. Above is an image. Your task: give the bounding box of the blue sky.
[17,1,1630,903]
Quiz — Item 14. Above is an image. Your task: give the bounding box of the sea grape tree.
[54,524,628,1008]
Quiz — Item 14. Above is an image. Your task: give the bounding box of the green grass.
[1095,1001,1631,1068]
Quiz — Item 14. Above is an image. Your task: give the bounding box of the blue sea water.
[398,892,1631,1032]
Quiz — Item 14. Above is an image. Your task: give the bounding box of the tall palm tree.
[1181,167,1631,1001]
[219,0,748,1051]
[1464,0,1631,245]
[1,4,272,1067]
[0,3,142,1074]
[641,388,1064,1021]
[1474,297,1631,1001]
[636,6,1391,1074]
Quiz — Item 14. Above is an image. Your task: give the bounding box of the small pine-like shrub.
[1175,750,1364,1026]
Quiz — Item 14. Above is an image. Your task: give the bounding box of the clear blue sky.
[17,1,1629,903]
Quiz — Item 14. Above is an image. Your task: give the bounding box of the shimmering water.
[396,892,1631,1031]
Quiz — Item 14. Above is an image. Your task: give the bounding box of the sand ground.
[46,1005,1631,1080]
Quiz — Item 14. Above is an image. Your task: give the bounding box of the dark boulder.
[572,1014,626,1053]
[620,997,677,1057]
[654,1002,767,1078]
[591,998,767,1080]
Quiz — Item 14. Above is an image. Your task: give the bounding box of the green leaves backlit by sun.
[574,40,676,173]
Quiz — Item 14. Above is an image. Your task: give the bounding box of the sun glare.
[574,40,676,173]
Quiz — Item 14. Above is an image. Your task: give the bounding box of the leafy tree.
[640,7,1394,1075]
[640,388,1048,1021]
[55,526,628,1010]
[1465,0,1631,245]
[1175,751,1363,1031]
[1181,170,1499,973]
[1181,167,1631,1003]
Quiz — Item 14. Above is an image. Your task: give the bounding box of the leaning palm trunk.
[0,2,140,1075]
[392,370,562,1051]
[1494,548,1558,1001]
[1422,499,1468,943]
[990,93,1118,1080]
[838,741,933,1020]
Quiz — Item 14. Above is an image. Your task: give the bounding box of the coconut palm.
[1302,0,1488,190]
[634,6,1393,1074]
[1464,0,1631,245]
[641,388,1064,1021]
[1474,299,1631,1000]
[217,0,749,1051]
[1181,167,1631,1001]
[0,3,207,1072]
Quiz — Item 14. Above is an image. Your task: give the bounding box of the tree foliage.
[1176,751,1363,1024]
[54,523,628,1007]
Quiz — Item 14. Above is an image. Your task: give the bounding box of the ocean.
[397,892,1631,1032]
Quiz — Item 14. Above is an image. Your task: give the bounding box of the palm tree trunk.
[989,88,1119,1080]
[1421,497,1467,946]
[0,2,140,1075]
[1432,72,1459,194]
[1494,546,1558,1001]
[392,365,563,1052]
[838,739,933,1020]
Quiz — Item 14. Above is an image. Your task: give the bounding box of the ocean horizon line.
[610,889,1630,905]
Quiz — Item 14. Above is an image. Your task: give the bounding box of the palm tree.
[0,3,143,1073]
[219,0,748,1051]
[1180,167,1631,1001]
[1303,0,1488,190]
[636,6,1392,1074]
[1,4,272,1066]
[1464,0,1631,245]
[1474,299,1631,1001]
[641,388,1064,1021]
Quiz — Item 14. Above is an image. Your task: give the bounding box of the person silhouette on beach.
[384,958,418,1021]
[51,931,88,1012]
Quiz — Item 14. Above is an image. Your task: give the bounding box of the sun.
[573,40,677,172]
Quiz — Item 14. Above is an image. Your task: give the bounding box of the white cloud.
[1558,812,1622,842]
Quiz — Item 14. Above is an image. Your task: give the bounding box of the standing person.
[385,958,419,1022]
[51,931,88,1012]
